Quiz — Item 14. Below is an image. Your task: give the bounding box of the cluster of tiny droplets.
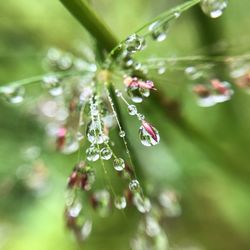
[0,0,238,246]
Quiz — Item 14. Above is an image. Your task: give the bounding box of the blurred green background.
[1,0,250,249]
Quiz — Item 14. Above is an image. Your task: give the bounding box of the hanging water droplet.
[86,145,99,162]
[58,53,73,70]
[86,121,106,144]
[0,85,25,104]
[42,75,63,96]
[100,147,112,160]
[139,88,150,97]
[127,86,143,103]
[113,158,125,171]
[114,196,127,210]
[200,0,228,18]
[115,89,122,97]
[149,21,169,42]
[125,34,146,54]
[119,130,126,138]
[68,201,82,217]
[128,105,137,115]
[139,122,160,146]
[211,79,234,103]
[133,193,151,213]
[129,179,140,193]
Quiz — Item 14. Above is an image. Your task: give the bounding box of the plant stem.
[59,0,118,52]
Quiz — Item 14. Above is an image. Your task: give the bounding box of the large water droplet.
[86,121,106,144]
[139,123,160,147]
[149,21,170,42]
[86,145,99,162]
[113,158,125,171]
[125,34,146,54]
[0,85,25,104]
[100,147,112,160]
[127,86,143,103]
[200,0,228,18]
[42,75,63,96]
[114,196,127,210]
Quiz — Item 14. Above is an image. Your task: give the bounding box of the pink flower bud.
[142,121,158,142]
[211,79,230,95]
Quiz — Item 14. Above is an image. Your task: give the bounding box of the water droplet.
[133,193,151,213]
[129,179,140,192]
[86,121,106,144]
[86,145,99,162]
[91,190,111,217]
[128,105,137,115]
[114,196,127,210]
[139,122,160,146]
[119,130,126,138]
[211,79,233,103]
[100,147,112,160]
[139,88,150,97]
[68,201,82,217]
[127,86,143,103]
[149,21,170,42]
[58,54,73,70]
[42,75,63,96]
[0,85,25,104]
[115,89,122,97]
[200,0,228,18]
[113,158,125,171]
[125,34,146,54]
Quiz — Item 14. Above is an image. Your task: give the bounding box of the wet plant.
[1,0,249,248]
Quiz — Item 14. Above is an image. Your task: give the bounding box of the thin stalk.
[59,0,118,52]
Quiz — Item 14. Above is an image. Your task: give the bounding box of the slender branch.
[59,0,118,52]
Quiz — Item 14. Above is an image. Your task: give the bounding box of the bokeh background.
[1,0,250,249]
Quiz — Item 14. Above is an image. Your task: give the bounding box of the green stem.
[59,0,118,52]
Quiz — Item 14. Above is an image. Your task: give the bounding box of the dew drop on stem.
[200,0,228,18]
[113,158,125,171]
[114,196,127,210]
[0,85,25,104]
